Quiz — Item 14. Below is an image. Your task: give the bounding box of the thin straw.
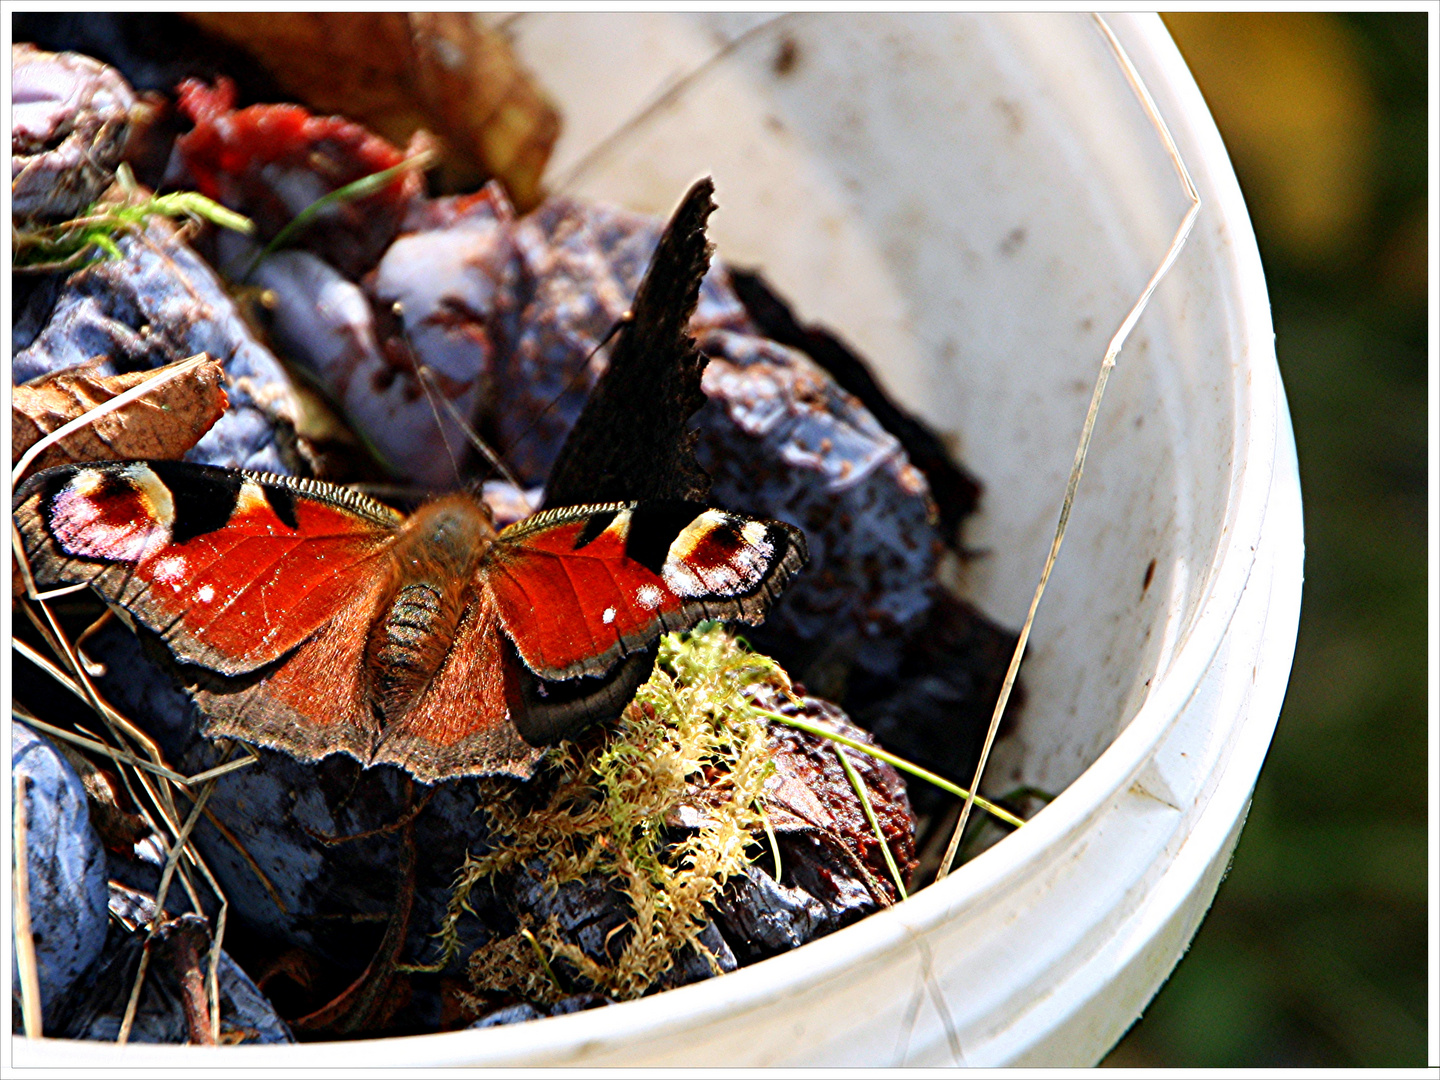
[937,14,1202,879]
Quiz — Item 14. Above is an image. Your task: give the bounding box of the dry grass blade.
[12,776,44,1038]
[757,802,783,883]
[11,521,41,601]
[74,609,116,676]
[18,587,201,814]
[115,948,152,1046]
[13,688,212,929]
[751,706,1024,830]
[835,745,908,901]
[12,689,257,789]
[24,582,93,603]
[14,602,240,1012]
[936,13,1203,880]
[208,903,228,1041]
[149,780,220,937]
[117,777,219,1045]
[17,599,209,899]
[551,14,791,195]
[11,703,187,786]
[184,754,261,786]
[11,638,188,781]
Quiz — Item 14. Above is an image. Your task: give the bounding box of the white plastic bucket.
[20,12,1302,1067]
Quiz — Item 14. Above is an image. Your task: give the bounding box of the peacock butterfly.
[13,179,808,783]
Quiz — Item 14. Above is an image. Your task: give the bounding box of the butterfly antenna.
[414,364,529,499]
[389,302,476,490]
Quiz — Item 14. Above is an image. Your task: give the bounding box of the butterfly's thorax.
[367,494,497,723]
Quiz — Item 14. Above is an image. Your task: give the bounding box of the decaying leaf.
[747,685,919,905]
[12,354,228,472]
[180,12,559,209]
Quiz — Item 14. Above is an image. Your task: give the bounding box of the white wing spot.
[602,606,616,624]
[198,584,215,603]
[153,554,188,590]
[635,584,663,610]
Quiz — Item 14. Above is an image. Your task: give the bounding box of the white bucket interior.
[511,11,1238,797]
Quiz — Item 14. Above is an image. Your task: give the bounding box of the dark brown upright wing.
[540,176,716,509]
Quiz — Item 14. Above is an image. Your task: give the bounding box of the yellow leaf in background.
[1164,12,1379,267]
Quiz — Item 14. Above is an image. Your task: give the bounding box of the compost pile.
[11,16,1021,1043]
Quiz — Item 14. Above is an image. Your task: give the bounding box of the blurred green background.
[1103,13,1430,1068]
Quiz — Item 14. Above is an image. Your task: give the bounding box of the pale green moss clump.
[442,623,789,1004]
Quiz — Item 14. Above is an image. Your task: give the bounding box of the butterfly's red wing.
[197,581,539,782]
[14,462,544,779]
[193,573,391,769]
[486,500,806,738]
[14,461,403,675]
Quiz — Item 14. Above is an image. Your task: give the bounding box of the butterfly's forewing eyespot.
[655,507,803,619]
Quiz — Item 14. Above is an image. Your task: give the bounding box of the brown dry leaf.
[13,354,228,472]
[751,690,918,902]
[182,12,560,209]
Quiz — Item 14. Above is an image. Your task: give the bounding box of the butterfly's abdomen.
[369,582,457,722]
[366,495,495,724]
